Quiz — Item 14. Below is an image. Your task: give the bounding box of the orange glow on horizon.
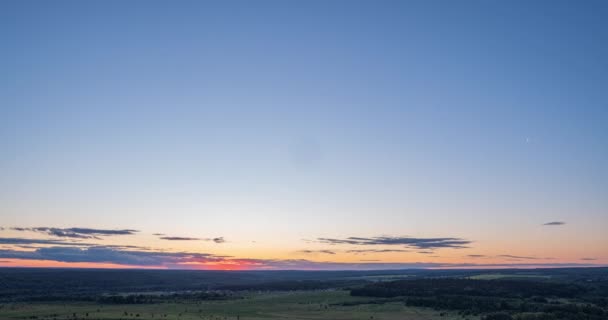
[1,257,604,271]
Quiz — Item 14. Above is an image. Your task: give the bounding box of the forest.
[350,278,608,319]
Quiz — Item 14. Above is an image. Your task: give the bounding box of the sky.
[0,0,607,270]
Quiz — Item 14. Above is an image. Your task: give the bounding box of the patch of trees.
[351,278,608,320]
[217,280,361,291]
[98,292,233,304]
[351,278,586,299]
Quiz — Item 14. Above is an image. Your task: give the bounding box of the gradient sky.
[1,0,607,270]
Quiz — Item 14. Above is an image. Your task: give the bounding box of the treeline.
[0,267,408,301]
[98,291,233,304]
[217,280,361,291]
[350,278,608,320]
[21,291,234,304]
[351,278,586,298]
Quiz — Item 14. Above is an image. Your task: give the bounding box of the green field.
[0,291,467,320]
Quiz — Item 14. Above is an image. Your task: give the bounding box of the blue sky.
[0,1,607,269]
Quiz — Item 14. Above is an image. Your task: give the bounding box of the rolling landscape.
[1,267,608,320]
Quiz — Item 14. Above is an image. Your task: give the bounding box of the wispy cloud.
[158,236,226,243]
[317,236,471,249]
[0,246,223,266]
[543,221,566,226]
[498,254,539,260]
[467,254,486,258]
[0,237,96,246]
[0,237,151,251]
[346,249,410,254]
[297,250,336,255]
[159,236,200,241]
[581,257,597,261]
[11,227,138,239]
[211,237,226,244]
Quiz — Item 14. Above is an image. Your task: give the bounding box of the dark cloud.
[16,245,39,249]
[0,246,224,266]
[346,249,410,254]
[11,227,138,239]
[157,236,225,243]
[0,237,96,246]
[297,250,336,255]
[31,228,91,239]
[152,233,165,236]
[498,255,539,260]
[468,254,554,260]
[68,228,138,235]
[581,257,597,261]
[543,221,565,226]
[212,237,225,244]
[0,237,151,251]
[417,251,434,254]
[317,236,471,249]
[159,236,200,241]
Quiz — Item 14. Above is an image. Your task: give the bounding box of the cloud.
[317,236,471,249]
[0,237,96,246]
[11,227,138,239]
[498,255,539,260]
[0,237,151,252]
[417,251,434,254]
[581,257,597,261]
[159,236,200,241]
[0,246,225,266]
[211,237,226,244]
[157,236,225,243]
[466,254,554,261]
[346,249,410,254]
[297,250,336,255]
[16,245,40,249]
[68,228,138,235]
[152,233,165,236]
[0,245,603,270]
[543,221,565,226]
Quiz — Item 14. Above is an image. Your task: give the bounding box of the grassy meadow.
[0,291,464,320]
